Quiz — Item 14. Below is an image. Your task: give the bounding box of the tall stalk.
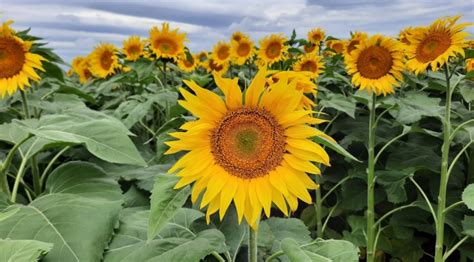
[366,93,377,262]
[248,224,258,262]
[434,65,452,262]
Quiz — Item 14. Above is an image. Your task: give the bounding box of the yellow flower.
[204,58,229,75]
[212,41,232,66]
[231,31,247,42]
[345,35,404,95]
[177,54,198,73]
[307,28,325,45]
[268,71,318,109]
[303,43,319,54]
[231,36,254,65]
[88,43,120,79]
[122,36,145,61]
[258,34,288,67]
[468,39,474,49]
[0,20,46,97]
[467,58,474,72]
[165,69,332,228]
[72,56,93,84]
[399,27,418,46]
[293,53,325,79]
[345,32,368,55]
[327,40,344,54]
[149,22,186,61]
[405,16,472,74]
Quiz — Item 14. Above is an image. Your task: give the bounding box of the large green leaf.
[0,162,123,262]
[16,114,146,166]
[462,184,474,211]
[462,216,474,237]
[148,175,191,240]
[319,93,357,118]
[0,239,53,262]
[390,90,443,124]
[280,238,359,262]
[258,217,312,253]
[376,169,413,204]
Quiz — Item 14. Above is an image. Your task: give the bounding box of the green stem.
[373,204,415,228]
[366,93,377,262]
[434,65,452,262]
[31,156,41,196]
[163,61,167,88]
[39,146,70,188]
[315,175,323,238]
[409,177,438,224]
[211,251,226,262]
[20,90,30,119]
[443,236,469,260]
[0,135,32,196]
[10,140,37,202]
[443,200,464,215]
[248,224,258,262]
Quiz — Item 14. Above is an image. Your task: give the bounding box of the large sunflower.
[122,36,145,61]
[177,54,198,73]
[212,41,232,65]
[149,22,186,61]
[307,28,325,45]
[345,35,404,95]
[0,21,46,97]
[204,58,229,76]
[345,32,368,55]
[231,36,254,65]
[405,16,471,74]
[88,43,120,79]
[165,70,331,228]
[293,53,325,79]
[258,34,288,67]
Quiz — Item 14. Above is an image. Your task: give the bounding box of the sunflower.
[303,43,318,54]
[149,22,186,61]
[0,20,46,97]
[88,43,120,79]
[258,34,288,67]
[165,69,331,228]
[122,36,145,61]
[293,53,325,79]
[467,58,474,73]
[212,41,232,65]
[345,35,404,95]
[231,31,247,43]
[468,39,474,49]
[231,36,254,65]
[405,16,471,74]
[204,58,229,75]
[268,71,318,109]
[72,56,92,84]
[399,27,418,46]
[327,40,344,54]
[307,28,325,45]
[177,54,198,73]
[197,51,208,62]
[345,32,368,55]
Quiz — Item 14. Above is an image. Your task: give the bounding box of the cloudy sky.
[1,0,473,64]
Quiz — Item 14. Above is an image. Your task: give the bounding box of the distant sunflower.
[269,71,318,109]
[72,56,92,84]
[212,41,232,65]
[303,43,318,54]
[406,16,471,74]
[204,58,229,75]
[88,43,120,78]
[327,40,344,54]
[345,35,404,95]
[258,34,288,67]
[231,31,247,43]
[197,51,208,62]
[293,53,325,79]
[399,27,418,46]
[0,20,46,97]
[307,28,325,45]
[122,36,145,61]
[345,32,368,55]
[231,36,254,65]
[149,22,186,61]
[165,69,331,228]
[467,58,474,73]
[177,54,198,73]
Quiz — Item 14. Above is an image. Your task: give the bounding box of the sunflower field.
[0,15,473,262]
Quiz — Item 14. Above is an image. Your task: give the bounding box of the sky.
[1,0,473,64]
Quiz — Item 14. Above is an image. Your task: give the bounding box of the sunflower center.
[416,32,451,63]
[100,50,114,70]
[237,43,251,56]
[127,45,141,55]
[312,34,322,42]
[155,38,177,54]
[217,46,230,60]
[301,61,317,73]
[304,44,316,53]
[211,107,286,179]
[209,59,224,71]
[183,59,194,68]
[0,37,26,78]
[266,42,282,59]
[356,45,393,79]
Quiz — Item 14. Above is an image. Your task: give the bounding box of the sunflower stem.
[163,60,167,88]
[20,90,30,119]
[366,93,377,262]
[315,175,323,238]
[248,223,258,262]
[434,64,452,262]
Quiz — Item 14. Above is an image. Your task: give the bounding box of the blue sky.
[1,0,473,64]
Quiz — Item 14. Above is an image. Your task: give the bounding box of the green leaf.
[320,93,357,118]
[0,162,123,261]
[17,114,146,166]
[258,217,312,252]
[460,82,474,102]
[313,136,361,163]
[462,216,474,237]
[462,184,474,211]
[148,175,191,240]
[390,90,443,124]
[281,238,325,262]
[0,239,53,262]
[217,207,246,261]
[303,239,359,262]
[114,98,154,128]
[376,170,413,204]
